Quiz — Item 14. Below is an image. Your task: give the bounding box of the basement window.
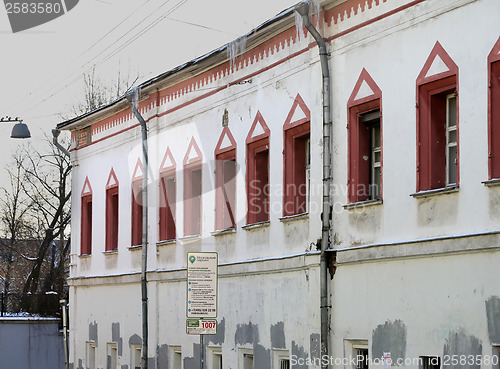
[419,356,441,369]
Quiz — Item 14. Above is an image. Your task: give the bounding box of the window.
[208,347,223,369]
[159,172,176,241]
[105,169,119,252]
[170,346,182,369]
[131,179,143,246]
[283,94,311,216]
[239,348,254,369]
[354,347,368,369]
[492,346,500,369]
[246,112,270,224]
[419,356,441,369]
[347,69,383,203]
[215,127,237,231]
[416,42,459,192]
[131,345,141,369]
[273,350,290,369]
[81,178,93,255]
[107,343,118,369]
[183,138,203,237]
[86,342,96,369]
[488,37,500,179]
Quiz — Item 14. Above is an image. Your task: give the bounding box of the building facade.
[58,0,500,368]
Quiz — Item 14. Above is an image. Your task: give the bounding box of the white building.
[57,0,500,368]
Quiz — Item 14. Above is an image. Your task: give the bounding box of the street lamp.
[1,116,31,139]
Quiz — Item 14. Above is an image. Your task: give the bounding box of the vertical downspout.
[127,90,149,369]
[295,3,332,368]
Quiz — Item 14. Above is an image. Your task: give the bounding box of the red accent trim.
[347,68,382,107]
[488,37,500,179]
[105,185,119,251]
[215,148,237,230]
[159,171,176,241]
[160,147,177,173]
[183,137,203,166]
[246,111,270,144]
[214,127,237,156]
[284,94,311,130]
[106,168,119,189]
[81,176,93,197]
[131,159,143,181]
[80,194,92,255]
[416,41,459,86]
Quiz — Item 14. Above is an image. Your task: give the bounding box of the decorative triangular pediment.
[488,36,500,63]
[106,168,119,189]
[246,111,270,143]
[347,68,382,107]
[81,176,92,197]
[160,147,176,173]
[284,94,311,129]
[417,41,458,84]
[131,159,143,181]
[183,137,203,165]
[215,127,237,155]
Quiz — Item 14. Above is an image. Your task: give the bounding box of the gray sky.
[0,0,298,183]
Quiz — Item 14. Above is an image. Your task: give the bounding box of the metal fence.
[0,292,62,317]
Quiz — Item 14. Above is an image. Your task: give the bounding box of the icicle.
[130,86,141,111]
[294,0,321,41]
[228,36,247,70]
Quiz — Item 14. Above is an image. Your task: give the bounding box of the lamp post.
[0,116,31,139]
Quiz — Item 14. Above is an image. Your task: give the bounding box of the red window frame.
[283,94,311,216]
[488,37,500,179]
[347,69,383,203]
[246,112,270,225]
[215,127,237,231]
[159,170,176,241]
[131,179,143,246]
[416,42,459,192]
[106,186,119,251]
[81,194,92,255]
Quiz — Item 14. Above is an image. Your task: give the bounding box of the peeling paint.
[372,320,406,365]
[235,321,259,345]
[112,322,123,356]
[486,296,500,343]
[292,340,308,369]
[207,317,225,346]
[443,329,482,369]
[255,344,271,369]
[157,344,169,369]
[184,343,200,369]
[310,333,320,361]
[271,321,286,349]
[89,321,98,347]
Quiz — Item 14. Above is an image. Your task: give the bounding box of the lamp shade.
[11,122,31,139]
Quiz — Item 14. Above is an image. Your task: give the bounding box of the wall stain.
[207,317,225,346]
[255,344,271,369]
[486,296,500,343]
[443,329,482,369]
[417,195,458,227]
[112,322,123,356]
[157,344,169,369]
[76,359,83,369]
[271,321,286,349]
[372,320,406,365]
[292,340,308,369]
[121,365,129,369]
[235,321,259,345]
[310,333,320,361]
[89,321,98,347]
[183,343,200,369]
[69,363,74,369]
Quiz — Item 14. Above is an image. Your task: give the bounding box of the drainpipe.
[126,89,149,369]
[52,129,71,157]
[295,3,332,368]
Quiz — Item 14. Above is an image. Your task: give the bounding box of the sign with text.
[187,252,218,318]
[186,318,217,335]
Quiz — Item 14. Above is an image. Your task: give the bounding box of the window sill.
[78,254,92,258]
[157,239,176,247]
[102,250,118,255]
[482,179,500,187]
[211,228,236,237]
[179,235,201,244]
[343,199,383,210]
[128,245,142,251]
[410,185,459,199]
[279,212,309,223]
[241,221,270,231]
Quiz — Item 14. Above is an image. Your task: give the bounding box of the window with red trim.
[184,164,202,236]
[246,112,270,225]
[159,171,176,241]
[131,180,143,246]
[283,125,310,216]
[488,38,500,179]
[81,194,92,255]
[215,150,236,230]
[106,186,119,251]
[416,42,459,192]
